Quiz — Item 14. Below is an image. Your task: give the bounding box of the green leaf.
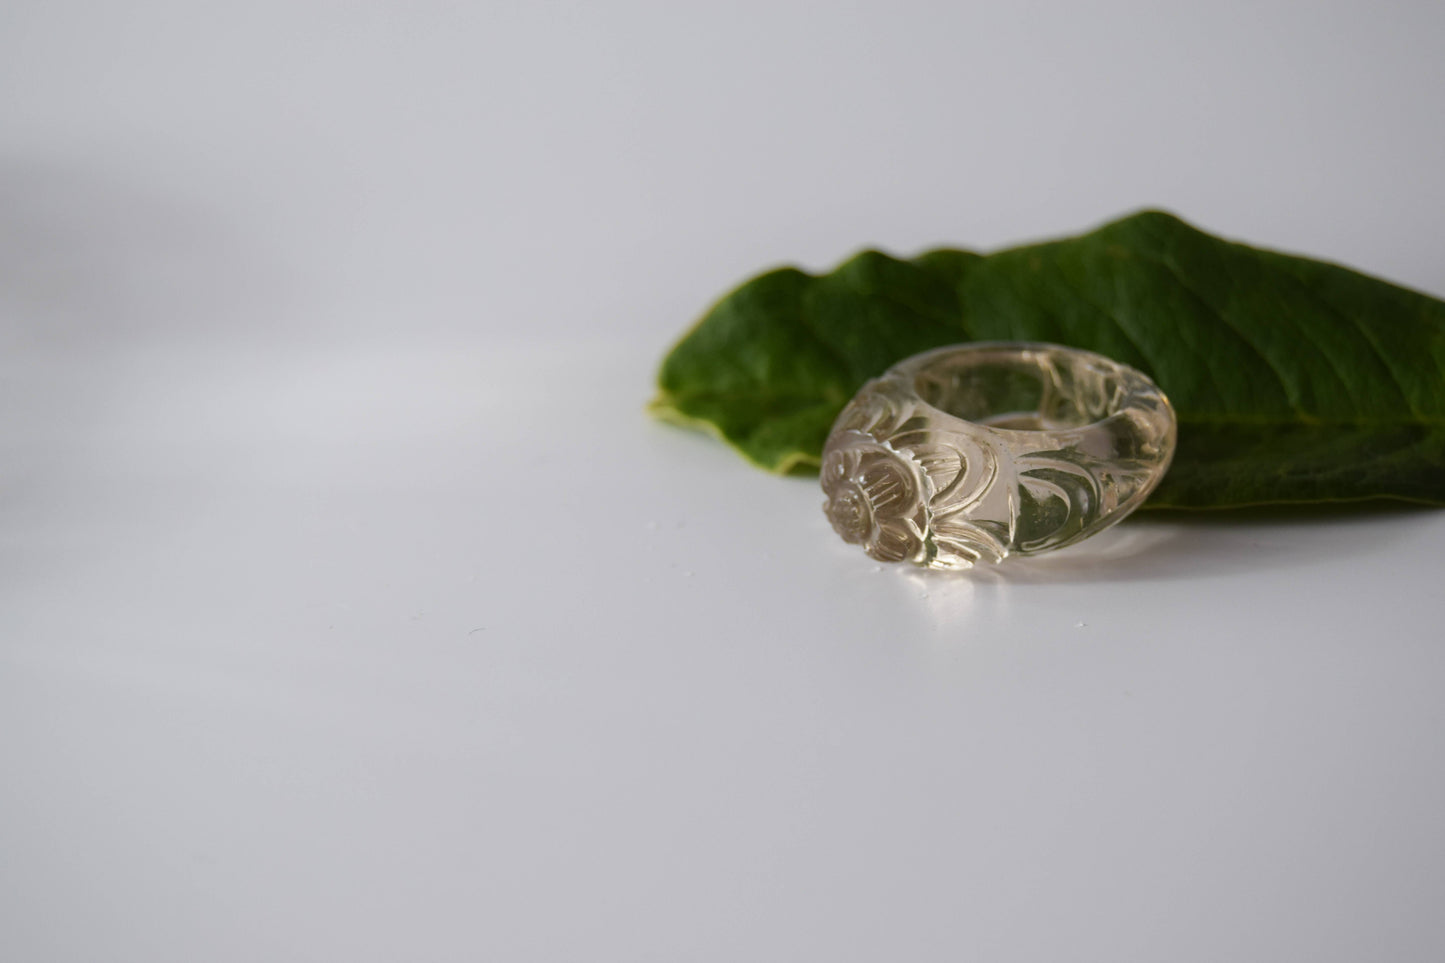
[650,211,1445,508]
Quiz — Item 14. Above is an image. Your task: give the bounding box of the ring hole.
[912,350,1125,431]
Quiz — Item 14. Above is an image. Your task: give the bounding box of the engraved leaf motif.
[1014,459,1105,553]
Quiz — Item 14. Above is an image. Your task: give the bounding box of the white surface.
[3,3,1444,961]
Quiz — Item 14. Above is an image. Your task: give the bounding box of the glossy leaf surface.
[651,211,1445,507]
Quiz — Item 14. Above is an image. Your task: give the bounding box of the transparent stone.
[821,342,1177,570]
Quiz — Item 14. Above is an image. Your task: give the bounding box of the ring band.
[821,342,1176,570]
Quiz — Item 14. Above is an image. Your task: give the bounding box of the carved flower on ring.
[821,436,929,564]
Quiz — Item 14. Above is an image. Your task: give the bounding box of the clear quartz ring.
[821,342,1177,570]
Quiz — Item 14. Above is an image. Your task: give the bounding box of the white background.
[3,2,1444,960]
